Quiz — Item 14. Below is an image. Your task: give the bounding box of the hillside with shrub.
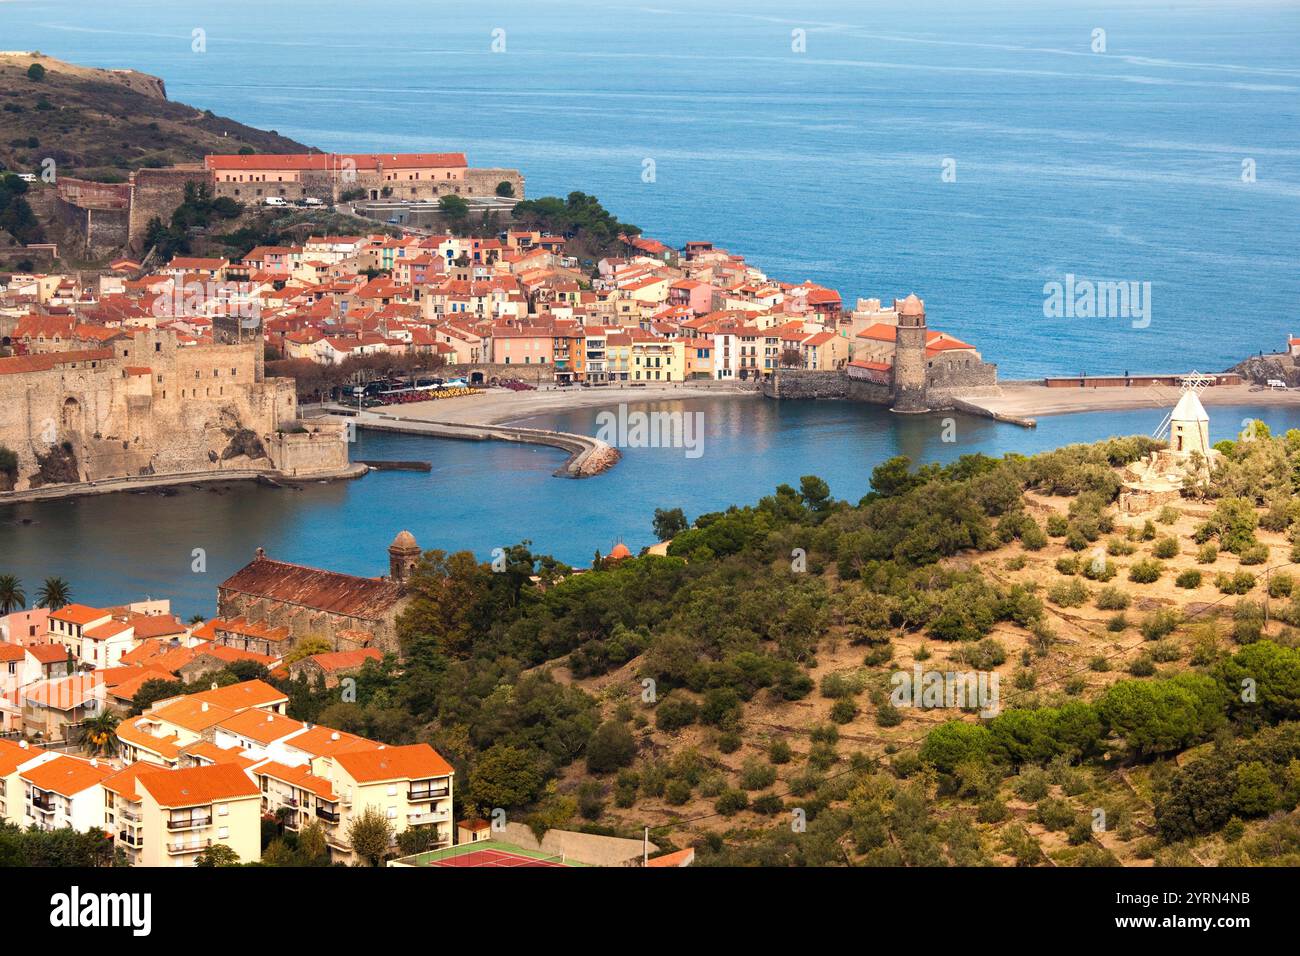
[240,426,1300,866]
[0,53,308,182]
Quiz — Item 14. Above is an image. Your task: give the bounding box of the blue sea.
[3,0,1297,377]
[3,1,1300,613]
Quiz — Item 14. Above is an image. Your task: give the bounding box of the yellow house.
[135,763,262,866]
[604,332,634,382]
[631,338,685,382]
[308,743,455,864]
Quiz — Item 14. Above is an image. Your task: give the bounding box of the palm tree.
[78,711,120,757]
[0,575,25,614]
[36,576,71,611]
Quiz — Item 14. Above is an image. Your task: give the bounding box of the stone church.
[212,531,424,658]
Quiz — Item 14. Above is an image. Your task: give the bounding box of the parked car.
[263,196,288,207]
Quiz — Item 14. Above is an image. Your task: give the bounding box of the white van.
[301,197,324,207]
[263,196,287,207]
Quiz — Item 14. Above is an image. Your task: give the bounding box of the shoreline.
[0,462,368,507]
[359,382,760,429]
[959,382,1300,420]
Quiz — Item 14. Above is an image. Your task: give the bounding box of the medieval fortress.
[763,294,1000,412]
[0,327,349,493]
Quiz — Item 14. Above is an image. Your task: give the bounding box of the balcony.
[407,808,450,826]
[408,786,450,802]
[316,805,340,823]
[30,794,55,813]
[167,837,211,856]
[118,831,143,848]
[166,813,212,831]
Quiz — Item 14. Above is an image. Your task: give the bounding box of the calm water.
[2,2,1298,614]
[2,0,1297,376]
[4,397,1300,619]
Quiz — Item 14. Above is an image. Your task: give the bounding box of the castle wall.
[464,168,525,199]
[127,167,211,253]
[269,421,351,476]
[0,330,337,491]
[53,196,129,255]
[924,352,998,403]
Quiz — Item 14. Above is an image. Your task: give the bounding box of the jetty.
[324,408,620,478]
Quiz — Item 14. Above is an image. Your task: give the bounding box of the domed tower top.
[896,294,926,326]
[388,530,421,582]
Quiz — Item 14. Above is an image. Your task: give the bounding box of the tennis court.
[428,847,566,867]
[398,839,586,868]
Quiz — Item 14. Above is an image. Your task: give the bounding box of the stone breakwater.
[330,410,621,478]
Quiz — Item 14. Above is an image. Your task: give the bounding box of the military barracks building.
[205,152,524,204]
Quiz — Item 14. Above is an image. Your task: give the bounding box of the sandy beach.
[963,382,1300,421]
[383,383,757,427]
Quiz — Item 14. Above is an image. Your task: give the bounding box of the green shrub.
[1107,537,1136,557]
[1156,505,1180,525]
[1046,514,1069,536]
[714,789,749,816]
[1056,555,1081,575]
[739,758,778,791]
[768,739,792,765]
[1128,559,1163,584]
[664,779,692,805]
[1175,569,1203,589]
[830,698,858,724]
[1048,578,1090,608]
[1269,573,1294,598]
[1095,586,1130,610]
[1215,571,1256,595]
[717,730,742,754]
[1140,609,1181,641]
[1197,543,1219,564]
[654,693,699,732]
[1238,544,1269,566]
[1128,655,1156,677]
[957,637,1006,670]
[1089,655,1112,672]
[1152,537,1180,559]
[1106,613,1129,633]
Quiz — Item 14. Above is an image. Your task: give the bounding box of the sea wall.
[762,368,892,404]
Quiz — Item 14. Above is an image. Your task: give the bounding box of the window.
[217,826,229,839]
[387,807,397,820]
[387,785,397,797]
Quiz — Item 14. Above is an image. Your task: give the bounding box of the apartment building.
[0,738,54,826]
[134,763,262,866]
[20,754,113,832]
[256,742,455,864]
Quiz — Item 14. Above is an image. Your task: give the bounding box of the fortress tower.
[891,293,929,413]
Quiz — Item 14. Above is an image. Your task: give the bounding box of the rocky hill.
[1230,352,1300,388]
[0,52,310,182]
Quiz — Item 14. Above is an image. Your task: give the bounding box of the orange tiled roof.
[21,755,112,796]
[334,742,453,783]
[136,762,260,808]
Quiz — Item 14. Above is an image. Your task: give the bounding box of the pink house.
[669,279,714,316]
[491,325,554,366]
[0,609,49,647]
